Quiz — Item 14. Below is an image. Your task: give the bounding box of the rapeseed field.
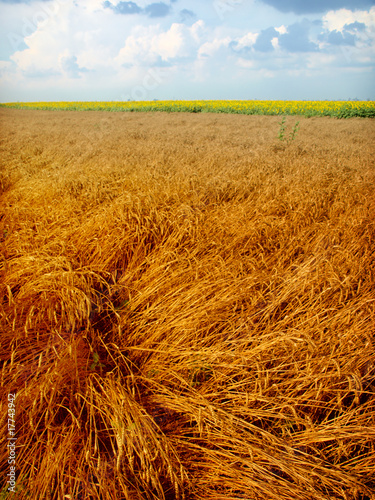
[1,99,374,117]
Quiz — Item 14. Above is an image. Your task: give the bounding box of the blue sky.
[0,0,374,102]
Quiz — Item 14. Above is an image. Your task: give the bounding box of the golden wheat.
[0,109,374,499]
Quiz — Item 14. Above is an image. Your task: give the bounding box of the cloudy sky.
[0,0,374,102]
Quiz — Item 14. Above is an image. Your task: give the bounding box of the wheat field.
[1,108,375,500]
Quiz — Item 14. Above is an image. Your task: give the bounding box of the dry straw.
[0,109,374,499]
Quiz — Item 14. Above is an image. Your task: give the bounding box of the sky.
[0,0,374,102]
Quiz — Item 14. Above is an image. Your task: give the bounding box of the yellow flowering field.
[1,99,374,117]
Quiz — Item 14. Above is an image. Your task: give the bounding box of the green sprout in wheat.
[277,117,300,145]
[90,352,105,371]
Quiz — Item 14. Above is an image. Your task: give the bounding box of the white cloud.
[236,32,258,49]
[115,20,205,66]
[275,25,287,35]
[236,58,255,68]
[11,26,65,75]
[156,24,189,59]
[76,0,107,12]
[0,61,14,78]
[198,36,231,58]
[323,6,375,32]
[0,1,373,101]
[321,7,375,67]
[271,36,279,49]
[9,1,90,75]
[115,26,159,66]
[190,19,205,42]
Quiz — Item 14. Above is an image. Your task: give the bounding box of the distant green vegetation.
[1,99,374,117]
